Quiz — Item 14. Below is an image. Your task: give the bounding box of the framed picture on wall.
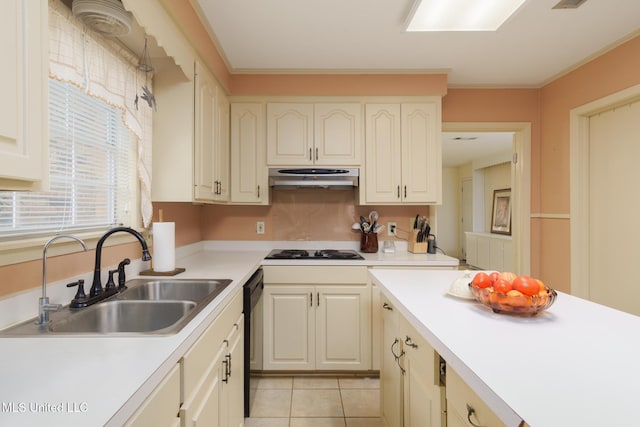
[491,188,512,235]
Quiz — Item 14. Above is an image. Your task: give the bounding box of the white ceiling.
[193,0,640,87]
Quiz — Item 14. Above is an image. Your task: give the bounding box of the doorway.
[570,85,640,315]
[440,123,531,275]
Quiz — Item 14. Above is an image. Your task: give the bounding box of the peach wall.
[536,35,640,292]
[0,241,150,299]
[201,191,428,243]
[160,0,232,91]
[231,74,448,96]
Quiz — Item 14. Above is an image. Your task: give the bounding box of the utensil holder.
[408,230,427,254]
[360,232,379,253]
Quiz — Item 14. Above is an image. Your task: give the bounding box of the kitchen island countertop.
[369,268,640,427]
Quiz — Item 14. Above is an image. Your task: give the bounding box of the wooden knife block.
[408,230,427,254]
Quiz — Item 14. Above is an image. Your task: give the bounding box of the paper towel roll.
[153,222,175,272]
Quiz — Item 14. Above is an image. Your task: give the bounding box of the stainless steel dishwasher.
[243,268,263,417]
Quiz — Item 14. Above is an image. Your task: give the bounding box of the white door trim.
[443,122,531,275]
[569,83,640,299]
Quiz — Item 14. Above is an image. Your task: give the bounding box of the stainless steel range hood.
[268,168,359,189]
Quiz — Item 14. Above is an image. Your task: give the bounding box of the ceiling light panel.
[406,0,528,32]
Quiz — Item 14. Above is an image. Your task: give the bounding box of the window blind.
[0,79,134,238]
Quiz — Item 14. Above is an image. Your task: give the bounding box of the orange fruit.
[499,271,516,283]
[512,276,540,296]
[493,278,513,294]
[472,272,492,289]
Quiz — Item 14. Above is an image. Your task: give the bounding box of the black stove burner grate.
[265,249,364,260]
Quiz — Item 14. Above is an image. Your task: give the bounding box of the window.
[0,79,135,238]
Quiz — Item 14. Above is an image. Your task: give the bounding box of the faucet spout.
[90,227,151,298]
[39,235,88,325]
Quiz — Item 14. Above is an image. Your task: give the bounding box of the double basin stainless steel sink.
[0,279,232,336]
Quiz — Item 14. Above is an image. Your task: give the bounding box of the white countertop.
[0,242,456,426]
[369,269,640,427]
[0,249,265,427]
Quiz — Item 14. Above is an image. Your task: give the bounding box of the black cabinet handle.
[382,302,393,311]
[466,404,486,427]
[404,336,418,349]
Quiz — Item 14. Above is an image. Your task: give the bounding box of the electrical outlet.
[256,221,265,235]
[388,222,397,236]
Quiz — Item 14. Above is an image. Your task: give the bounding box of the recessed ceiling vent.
[72,0,133,37]
[553,0,589,9]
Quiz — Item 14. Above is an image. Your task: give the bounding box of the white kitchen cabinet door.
[364,104,403,204]
[446,366,506,427]
[263,285,315,370]
[400,317,444,427]
[465,233,478,267]
[267,103,314,165]
[214,90,230,202]
[315,285,371,370]
[380,295,403,427]
[220,315,244,427]
[401,103,441,204]
[363,101,442,205]
[314,103,362,165]
[0,0,48,191]
[230,103,268,204]
[125,364,180,427]
[194,61,217,202]
[180,344,225,427]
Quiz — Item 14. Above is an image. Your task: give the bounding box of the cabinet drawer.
[446,367,506,427]
[125,364,180,427]
[182,290,242,402]
[264,265,368,284]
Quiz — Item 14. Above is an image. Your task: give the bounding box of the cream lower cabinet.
[465,232,513,271]
[180,291,244,427]
[380,296,444,427]
[125,364,181,427]
[446,366,506,427]
[263,266,371,371]
[381,295,403,427]
[0,0,48,191]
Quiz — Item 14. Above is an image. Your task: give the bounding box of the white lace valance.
[48,0,153,228]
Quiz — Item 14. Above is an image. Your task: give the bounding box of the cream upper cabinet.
[194,62,229,203]
[363,101,442,205]
[0,0,48,191]
[153,61,229,203]
[267,103,362,166]
[230,103,269,204]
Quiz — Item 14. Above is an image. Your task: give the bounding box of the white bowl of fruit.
[468,271,557,316]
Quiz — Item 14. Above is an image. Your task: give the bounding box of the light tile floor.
[245,375,381,427]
